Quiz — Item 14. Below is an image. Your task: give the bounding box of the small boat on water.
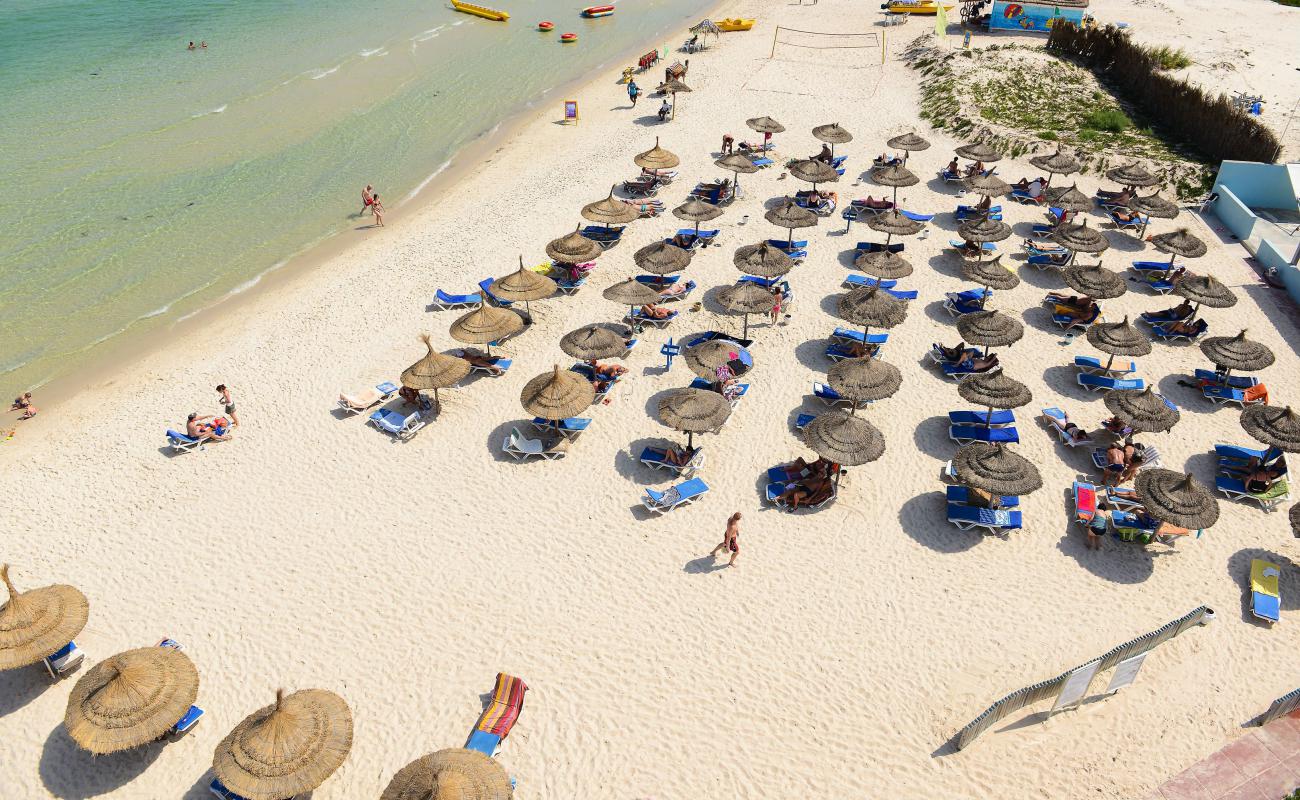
[880,0,953,13]
[581,5,615,17]
[716,18,755,31]
[451,0,509,21]
[560,32,578,42]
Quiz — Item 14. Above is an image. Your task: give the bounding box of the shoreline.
[14,0,732,417]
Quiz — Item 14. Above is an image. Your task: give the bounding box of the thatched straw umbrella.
[633,137,680,171]
[718,282,777,340]
[582,185,640,227]
[957,217,1012,266]
[521,365,596,424]
[1044,183,1092,214]
[402,334,471,408]
[1241,406,1300,452]
[953,442,1042,495]
[673,197,723,235]
[545,226,603,265]
[715,153,757,195]
[1200,330,1275,378]
[685,339,751,380]
[1105,162,1160,189]
[837,285,907,342]
[1174,274,1237,321]
[959,370,1033,428]
[828,356,902,414]
[1135,469,1220,531]
[746,116,785,134]
[867,209,924,249]
[788,158,839,189]
[65,646,199,754]
[1151,228,1208,277]
[634,241,692,281]
[602,278,661,324]
[957,309,1024,357]
[765,199,818,247]
[491,256,557,321]
[1086,316,1151,373]
[560,324,632,362]
[1050,219,1110,266]
[871,164,919,207]
[658,388,731,448]
[1063,262,1127,299]
[963,173,1011,200]
[955,141,1002,163]
[659,79,691,119]
[0,564,89,671]
[213,689,353,800]
[1029,148,1081,186]
[812,122,853,157]
[855,250,913,280]
[1105,388,1180,439]
[381,748,513,800]
[450,303,524,356]
[1290,503,1300,537]
[734,242,793,278]
[1128,192,1180,237]
[961,256,1019,309]
[886,132,930,163]
[804,410,886,488]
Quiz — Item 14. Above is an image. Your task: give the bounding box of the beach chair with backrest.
[502,427,568,461]
[940,168,962,184]
[639,445,705,478]
[627,308,679,328]
[949,240,997,254]
[1216,443,1283,466]
[955,204,1002,220]
[856,241,905,255]
[946,503,1022,534]
[468,356,511,377]
[465,672,529,758]
[948,410,1015,427]
[338,381,399,415]
[1195,369,1259,389]
[1091,445,1161,472]
[433,290,483,310]
[642,477,710,513]
[1042,407,1091,448]
[209,778,253,800]
[666,229,720,250]
[1133,260,1175,273]
[1251,560,1282,624]
[843,275,897,290]
[689,377,748,408]
[813,382,867,409]
[686,331,753,348]
[580,225,625,248]
[531,417,591,438]
[950,425,1019,445]
[477,278,513,307]
[1110,210,1148,231]
[1053,305,1102,330]
[830,329,888,349]
[657,279,697,303]
[1076,373,1145,393]
[1027,254,1069,270]
[1216,475,1290,511]
[369,408,426,440]
[946,485,1019,508]
[942,359,1000,381]
[795,413,815,431]
[1073,480,1098,528]
[943,289,989,317]
[1203,384,1268,407]
[43,641,84,679]
[766,479,837,511]
[1011,189,1046,205]
[166,430,205,454]
[1073,356,1137,377]
[1151,319,1208,342]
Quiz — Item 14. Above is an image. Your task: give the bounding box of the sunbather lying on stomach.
[1159,318,1202,336]
[1045,293,1094,310]
[453,349,504,375]
[640,303,673,319]
[1145,300,1193,321]
[959,354,999,373]
[1112,207,1141,223]
[1055,299,1099,324]
[1097,188,1133,203]
[856,195,893,209]
[1048,410,1091,443]
[648,445,696,467]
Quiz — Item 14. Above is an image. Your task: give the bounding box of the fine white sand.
[4,1,1299,798]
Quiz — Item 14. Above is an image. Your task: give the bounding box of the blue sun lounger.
[830,328,889,347]
[686,331,753,348]
[955,204,1002,220]
[531,417,591,437]
[1077,373,1145,392]
[898,210,934,223]
[949,240,997,252]
[943,290,988,316]
[627,308,678,328]
[856,241,906,254]
[1027,254,1068,269]
[210,778,254,800]
[1092,445,1162,472]
[166,430,205,454]
[642,477,710,514]
[947,504,1022,533]
[580,225,625,247]
[1252,560,1282,624]
[950,425,1020,445]
[738,275,788,290]
[369,408,426,439]
[1151,319,1208,342]
[939,168,962,183]
[1074,356,1137,376]
[666,229,719,249]
[947,485,1019,507]
[433,289,482,310]
[795,413,815,431]
[813,382,867,408]
[768,238,808,252]
[1053,307,1102,329]
[636,274,681,286]
[1217,443,1283,464]
[949,409,1015,426]
[842,275,898,290]
[1133,260,1176,272]
[640,445,705,477]
[1217,475,1290,510]
[1011,189,1046,205]
[1109,210,1147,231]
[751,157,774,168]
[478,278,513,307]
[825,342,877,361]
[1203,385,1265,406]
[42,640,84,679]
[943,360,1000,380]
[173,704,205,736]
[1195,369,1258,389]
[689,377,749,404]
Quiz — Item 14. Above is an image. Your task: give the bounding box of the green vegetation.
[1273,0,1299,7]
[1037,130,1058,141]
[1146,45,1191,70]
[1082,107,1131,133]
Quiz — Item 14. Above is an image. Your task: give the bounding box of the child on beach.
[10,393,37,419]
[216,384,239,427]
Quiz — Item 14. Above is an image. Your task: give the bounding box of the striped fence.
[954,606,1214,750]
[1259,687,1300,727]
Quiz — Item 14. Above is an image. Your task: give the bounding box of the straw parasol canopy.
[684,339,752,380]
[1135,469,1220,530]
[1129,192,1180,220]
[867,210,924,239]
[521,365,596,420]
[402,334,471,404]
[812,122,853,144]
[560,324,631,362]
[957,310,1024,351]
[634,241,692,275]
[963,173,1011,198]
[838,285,908,334]
[582,185,640,226]
[955,141,1003,162]
[0,564,89,670]
[673,197,724,230]
[1063,262,1128,299]
[658,388,732,447]
[746,116,785,134]
[953,442,1043,495]
[633,137,680,170]
[1029,148,1081,184]
[1106,162,1160,188]
[828,357,902,404]
[715,153,757,193]
[603,277,660,308]
[1044,183,1092,213]
[660,79,691,95]
[1200,330,1275,373]
[958,370,1033,412]
[854,249,913,280]
[766,198,819,246]
[961,255,1020,292]
[64,646,199,754]
[492,256,558,319]
[1087,317,1152,368]
[957,218,1011,265]
[1241,405,1300,452]
[1291,503,1300,537]
[803,410,886,466]
[1175,274,1237,310]
[1152,228,1208,260]
[787,158,839,186]
[871,163,919,205]
[214,689,353,800]
[545,226,604,264]
[1105,387,1180,434]
[380,748,513,800]
[1051,219,1111,258]
[718,282,777,339]
[734,242,794,277]
[886,132,931,152]
[450,303,524,353]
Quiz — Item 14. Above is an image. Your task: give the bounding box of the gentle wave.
[309,64,343,80]
[404,160,452,202]
[359,47,388,57]
[191,104,229,119]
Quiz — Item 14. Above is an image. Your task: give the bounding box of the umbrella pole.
[742,312,750,340]
[986,404,994,429]
[687,431,694,449]
[1104,353,1116,372]
[1161,253,1177,281]
[891,186,899,207]
[979,282,990,311]
[787,228,794,248]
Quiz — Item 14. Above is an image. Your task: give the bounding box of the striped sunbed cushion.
[475,672,529,738]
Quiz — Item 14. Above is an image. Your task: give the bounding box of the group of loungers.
[1195,368,1269,407]
[1072,479,1190,546]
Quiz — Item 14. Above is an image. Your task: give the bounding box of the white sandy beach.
[4,1,1300,798]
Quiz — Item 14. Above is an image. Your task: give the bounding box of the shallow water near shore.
[0,0,705,399]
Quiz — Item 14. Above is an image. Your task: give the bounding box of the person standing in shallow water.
[711,512,742,567]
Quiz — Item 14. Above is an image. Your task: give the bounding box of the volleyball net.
[769,27,884,65]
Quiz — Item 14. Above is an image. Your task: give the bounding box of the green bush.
[1082,107,1131,133]
[1038,130,1059,141]
[1147,45,1192,70]
[1273,0,1299,7]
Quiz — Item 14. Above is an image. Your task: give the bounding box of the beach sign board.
[1104,653,1148,696]
[1050,659,1100,715]
[564,100,579,123]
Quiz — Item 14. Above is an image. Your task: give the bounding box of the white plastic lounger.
[43,641,84,679]
[502,427,568,461]
[338,381,399,414]
[369,408,426,440]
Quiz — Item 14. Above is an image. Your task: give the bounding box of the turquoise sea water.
[0,0,704,399]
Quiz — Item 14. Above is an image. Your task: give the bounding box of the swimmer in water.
[188,41,196,50]
[200,41,207,49]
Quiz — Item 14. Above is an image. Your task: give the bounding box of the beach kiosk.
[988,0,1088,33]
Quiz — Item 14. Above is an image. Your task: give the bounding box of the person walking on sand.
[371,193,385,227]
[711,512,742,567]
[216,384,239,427]
[627,79,640,107]
[770,286,785,325]
[361,184,374,216]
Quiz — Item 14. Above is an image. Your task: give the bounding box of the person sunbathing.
[648,444,696,467]
[960,354,1000,373]
[843,340,881,359]
[1159,318,1203,336]
[1245,462,1286,494]
[658,281,692,299]
[1150,266,1186,285]
[873,153,902,168]
[1112,207,1141,224]
[1097,187,1132,201]
[964,160,985,178]
[585,361,626,380]
[640,303,672,320]
[957,239,983,258]
[966,486,1001,509]
[670,232,699,248]
[1045,292,1094,310]
[778,472,836,510]
[1014,176,1046,191]
[973,194,992,213]
[1048,410,1092,443]
[812,143,833,164]
[1035,251,1070,266]
[1101,416,1134,440]
[857,195,893,210]
[186,413,230,442]
[945,157,959,175]
[1025,237,1065,252]
[1144,300,1193,322]
[454,349,505,375]
[1056,298,1099,324]
[935,342,979,363]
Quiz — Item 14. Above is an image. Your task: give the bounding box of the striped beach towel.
[475,672,529,738]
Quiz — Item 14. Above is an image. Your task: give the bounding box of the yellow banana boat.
[882,0,953,14]
[717,18,755,31]
[451,0,509,21]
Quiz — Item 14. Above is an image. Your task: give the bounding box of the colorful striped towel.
[475,672,529,738]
